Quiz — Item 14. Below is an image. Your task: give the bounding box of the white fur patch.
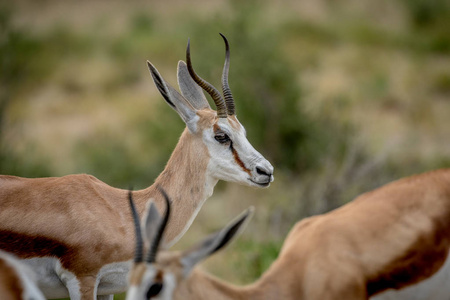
[23,257,70,299]
[23,257,134,298]
[0,252,45,300]
[97,260,133,296]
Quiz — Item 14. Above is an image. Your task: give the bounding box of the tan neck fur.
[134,128,215,245]
[183,261,297,300]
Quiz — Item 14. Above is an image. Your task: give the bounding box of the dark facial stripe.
[230,144,252,176]
[214,123,252,176]
[155,269,164,282]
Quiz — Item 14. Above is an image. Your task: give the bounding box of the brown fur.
[156,169,450,300]
[0,113,213,298]
[0,257,24,300]
[0,230,76,271]
[227,115,242,131]
[129,264,147,286]
[231,146,252,176]
[196,109,216,129]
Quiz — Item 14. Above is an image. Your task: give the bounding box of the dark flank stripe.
[367,227,449,296]
[0,230,75,270]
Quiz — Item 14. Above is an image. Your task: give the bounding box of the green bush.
[182,0,327,172]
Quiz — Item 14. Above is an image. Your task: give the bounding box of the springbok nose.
[256,166,272,177]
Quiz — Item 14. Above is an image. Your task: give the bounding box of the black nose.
[256,166,271,177]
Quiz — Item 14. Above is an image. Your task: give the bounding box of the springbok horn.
[186,39,228,118]
[220,33,235,116]
[146,186,171,263]
[128,189,144,263]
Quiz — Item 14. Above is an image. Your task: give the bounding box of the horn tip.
[219,33,228,43]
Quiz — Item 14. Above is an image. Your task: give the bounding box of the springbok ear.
[147,61,199,133]
[177,61,210,110]
[180,207,254,276]
[143,201,162,245]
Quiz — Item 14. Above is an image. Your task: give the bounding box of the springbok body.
[127,169,450,300]
[0,250,45,300]
[0,35,273,300]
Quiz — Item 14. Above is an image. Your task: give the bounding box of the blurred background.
[1,0,450,298]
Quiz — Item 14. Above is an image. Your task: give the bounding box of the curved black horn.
[220,33,235,116]
[146,186,171,263]
[128,189,144,263]
[186,38,228,118]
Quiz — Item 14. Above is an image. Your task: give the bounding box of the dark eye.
[146,282,163,299]
[214,133,230,144]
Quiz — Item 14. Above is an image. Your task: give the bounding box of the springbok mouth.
[249,179,271,187]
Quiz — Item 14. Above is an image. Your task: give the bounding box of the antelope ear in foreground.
[128,187,171,264]
[180,206,254,276]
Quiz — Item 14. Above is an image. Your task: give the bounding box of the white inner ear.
[177,61,210,110]
[165,85,199,133]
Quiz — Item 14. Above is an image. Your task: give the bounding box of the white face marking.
[126,267,176,300]
[203,117,274,187]
[159,273,176,300]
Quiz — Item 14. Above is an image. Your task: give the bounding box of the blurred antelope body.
[0,250,45,300]
[372,255,450,300]
[127,169,450,300]
[0,35,273,300]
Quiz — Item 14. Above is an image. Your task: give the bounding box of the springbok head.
[126,189,253,300]
[147,34,274,187]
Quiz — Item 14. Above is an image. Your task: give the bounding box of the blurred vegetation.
[0,7,51,177]
[1,0,450,298]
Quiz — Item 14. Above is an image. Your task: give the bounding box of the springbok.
[125,187,253,300]
[0,250,45,300]
[0,34,273,300]
[126,169,450,300]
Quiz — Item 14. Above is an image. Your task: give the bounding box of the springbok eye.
[214,133,230,144]
[146,282,163,299]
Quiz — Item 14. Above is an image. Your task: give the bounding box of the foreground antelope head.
[126,189,253,300]
[148,34,273,188]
